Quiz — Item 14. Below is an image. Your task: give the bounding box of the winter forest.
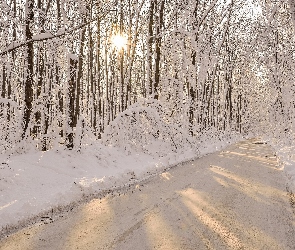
[0,0,294,151]
[1,0,295,237]
[0,0,295,223]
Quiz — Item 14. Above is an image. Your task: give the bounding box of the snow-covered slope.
[0,134,242,233]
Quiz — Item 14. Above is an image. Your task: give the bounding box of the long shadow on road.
[1,139,295,250]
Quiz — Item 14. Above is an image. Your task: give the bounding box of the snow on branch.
[0,5,113,56]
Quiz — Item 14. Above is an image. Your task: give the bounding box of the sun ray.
[111,34,127,50]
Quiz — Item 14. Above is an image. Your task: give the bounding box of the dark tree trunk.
[2,65,6,98]
[189,86,196,136]
[188,0,201,134]
[66,57,78,149]
[22,0,34,139]
[148,0,155,96]
[56,0,63,137]
[237,93,242,132]
[96,17,102,138]
[154,0,165,100]
[125,0,132,107]
[75,28,86,129]
[191,0,200,66]
[119,0,126,112]
[6,0,16,126]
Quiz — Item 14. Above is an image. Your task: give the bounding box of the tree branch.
[0,6,114,56]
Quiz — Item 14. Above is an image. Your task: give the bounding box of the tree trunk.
[147,0,155,96]
[154,0,165,100]
[2,65,6,98]
[289,0,295,32]
[96,17,102,138]
[75,28,86,127]
[66,57,78,149]
[22,0,34,139]
[119,0,126,112]
[56,0,63,137]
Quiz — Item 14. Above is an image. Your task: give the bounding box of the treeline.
[0,0,294,151]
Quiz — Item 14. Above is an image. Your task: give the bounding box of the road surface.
[1,139,295,249]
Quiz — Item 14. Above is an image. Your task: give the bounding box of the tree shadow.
[0,139,294,249]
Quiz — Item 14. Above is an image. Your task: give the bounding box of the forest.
[0,0,294,153]
[1,1,295,244]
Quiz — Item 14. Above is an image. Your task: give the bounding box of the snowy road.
[1,139,295,250]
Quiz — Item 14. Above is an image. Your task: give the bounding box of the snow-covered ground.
[267,140,295,193]
[1,131,295,237]
[1,139,294,250]
[0,134,242,232]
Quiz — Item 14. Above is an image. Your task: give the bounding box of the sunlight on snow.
[160,172,173,180]
[179,188,243,250]
[79,177,105,187]
[0,200,17,211]
[145,210,179,249]
[209,165,285,202]
[178,188,283,249]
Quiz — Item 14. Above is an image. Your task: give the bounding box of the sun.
[111,34,127,50]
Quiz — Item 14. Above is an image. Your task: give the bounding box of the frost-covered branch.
[0,5,113,56]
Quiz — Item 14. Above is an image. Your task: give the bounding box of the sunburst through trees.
[0,0,294,152]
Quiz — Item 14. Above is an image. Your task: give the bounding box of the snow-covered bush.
[102,98,197,157]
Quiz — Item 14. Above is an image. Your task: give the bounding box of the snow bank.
[0,142,153,230]
[266,139,295,193]
[0,137,240,231]
[0,136,242,234]
[0,99,244,235]
[261,129,295,193]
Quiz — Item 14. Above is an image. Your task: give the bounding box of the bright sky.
[111,34,128,50]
